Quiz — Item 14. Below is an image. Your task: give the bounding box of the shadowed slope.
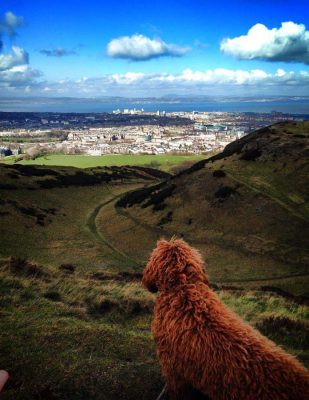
[100,121,309,295]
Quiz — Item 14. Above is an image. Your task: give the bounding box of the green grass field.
[2,154,205,172]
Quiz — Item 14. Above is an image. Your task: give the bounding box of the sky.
[0,0,308,97]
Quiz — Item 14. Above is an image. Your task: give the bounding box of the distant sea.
[0,99,309,114]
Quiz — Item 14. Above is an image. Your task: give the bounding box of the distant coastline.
[0,96,309,114]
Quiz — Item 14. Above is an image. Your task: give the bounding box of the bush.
[240,148,262,161]
[12,165,59,177]
[44,290,62,302]
[59,264,75,273]
[214,186,237,199]
[116,182,166,208]
[9,257,45,278]
[0,183,17,190]
[213,169,226,178]
[87,298,117,315]
[124,299,152,315]
[143,184,176,210]
[158,211,173,226]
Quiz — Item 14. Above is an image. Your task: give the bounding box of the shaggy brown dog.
[142,238,309,400]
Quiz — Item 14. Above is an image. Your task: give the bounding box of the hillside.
[0,121,309,399]
[1,256,307,400]
[101,121,309,295]
[0,163,169,271]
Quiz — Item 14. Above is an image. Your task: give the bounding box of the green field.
[3,154,205,171]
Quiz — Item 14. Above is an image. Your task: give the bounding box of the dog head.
[142,238,209,293]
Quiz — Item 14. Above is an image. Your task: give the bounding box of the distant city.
[0,109,308,159]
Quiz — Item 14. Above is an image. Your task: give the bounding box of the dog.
[142,238,309,400]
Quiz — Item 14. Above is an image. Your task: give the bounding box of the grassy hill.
[0,163,169,271]
[0,121,308,399]
[101,121,309,296]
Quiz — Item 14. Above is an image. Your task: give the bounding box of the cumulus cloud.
[0,11,41,93]
[0,64,42,94]
[0,46,28,71]
[0,11,24,37]
[106,34,190,61]
[0,11,24,50]
[40,47,77,57]
[6,67,307,97]
[221,21,309,64]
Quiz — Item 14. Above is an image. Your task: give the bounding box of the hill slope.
[0,164,169,271]
[1,256,307,399]
[0,123,309,399]
[101,121,309,295]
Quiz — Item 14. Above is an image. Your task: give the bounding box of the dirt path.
[87,184,309,286]
[85,188,140,267]
[218,271,309,284]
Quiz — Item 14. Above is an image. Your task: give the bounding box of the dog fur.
[142,238,309,400]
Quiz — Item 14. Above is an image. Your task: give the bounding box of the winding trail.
[85,190,140,267]
[215,271,309,284]
[85,182,309,287]
[94,195,309,285]
[227,172,309,223]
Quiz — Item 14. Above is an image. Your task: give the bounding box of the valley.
[0,120,308,399]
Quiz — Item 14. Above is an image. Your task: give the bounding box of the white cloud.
[221,21,309,64]
[0,47,41,92]
[0,64,41,92]
[3,11,24,31]
[0,11,24,36]
[0,46,29,71]
[0,11,24,50]
[5,67,307,97]
[106,34,190,61]
[165,68,270,84]
[111,72,145,84]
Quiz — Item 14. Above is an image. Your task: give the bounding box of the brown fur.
[142,238,309,400]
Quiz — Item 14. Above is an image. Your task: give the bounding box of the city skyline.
[0,0,308,97]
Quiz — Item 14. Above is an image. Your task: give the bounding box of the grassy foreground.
[0,257,308,400]
[2,154,205,172]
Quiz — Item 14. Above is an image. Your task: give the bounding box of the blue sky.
[0,0,308,97]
